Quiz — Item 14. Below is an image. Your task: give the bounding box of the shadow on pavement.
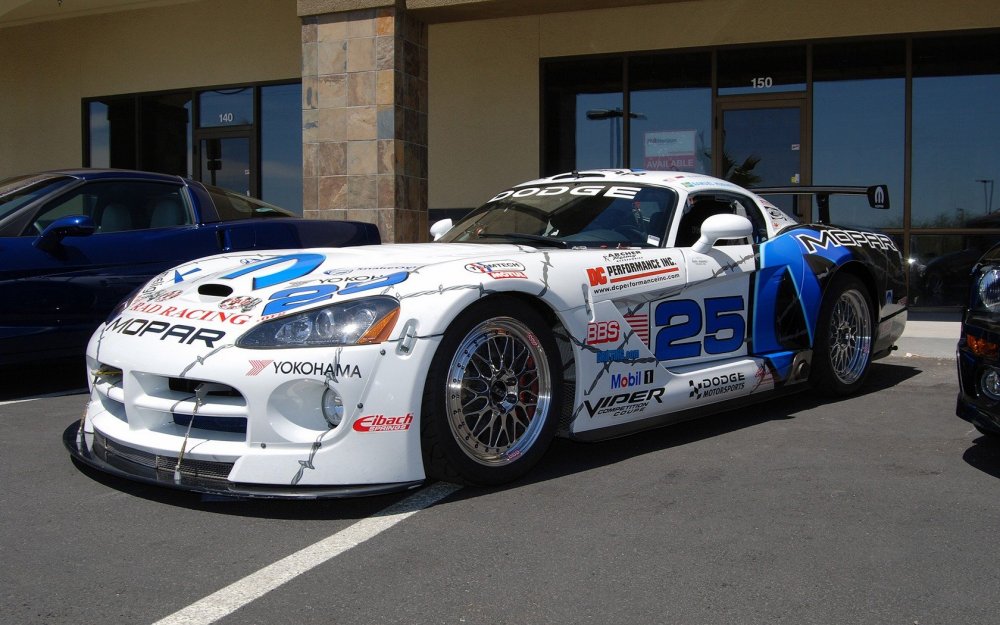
[0,357,88,401]
[963,436,1000,479]
[62,358,923,517]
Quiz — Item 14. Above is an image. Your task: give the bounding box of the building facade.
[2,0,999,307]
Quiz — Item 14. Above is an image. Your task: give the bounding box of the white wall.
[427,0,1000,209]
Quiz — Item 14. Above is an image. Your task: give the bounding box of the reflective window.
[87,98,136,168]
[200,137,251,196]
[717,45,806,95]
[261,83,303,214]
[198,88,253,128]
[140,92,191,176]
[912,34,1000,229]
[543,58,624,174]
[628,52,711,174]
[813,41,905,228]
[910,232,1000,307]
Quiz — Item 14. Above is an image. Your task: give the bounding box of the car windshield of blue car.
[438,183,678,248]
[207,186,296,220]
[0,174,75,221]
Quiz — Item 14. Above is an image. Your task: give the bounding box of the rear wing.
[750,185,889,224]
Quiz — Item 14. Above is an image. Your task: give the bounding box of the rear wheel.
[811,273,874,396]
[421,298,561,485]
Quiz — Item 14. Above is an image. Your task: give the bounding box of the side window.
[29,181,190,234]
[208,187,293,221]
[731,195,769,243]
[675,193,763,248]
[31,194,94,233]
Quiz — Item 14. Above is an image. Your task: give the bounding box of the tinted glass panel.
[208,187,294,220]
[0,174,74,222]
[628,52,712,174]
[813,41,905,228]
[912,34,1000,229]
[87,99,136,168]
[910,232,1000,307]
[718,45,806,95]
[32,181,186,233]
[261,83,303,214]
[441,182,677,248]
[198,88,253,128]
[721,107,800,188]
[543,58,624,174]
[201,137,251,196]
[140,92,191,176]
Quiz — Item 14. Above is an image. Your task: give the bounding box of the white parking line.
[0,389,87,406]
[151,481,461,625]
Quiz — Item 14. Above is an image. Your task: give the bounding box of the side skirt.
[567,382,808,442]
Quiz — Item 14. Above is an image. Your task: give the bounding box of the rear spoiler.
[750,185,889,224]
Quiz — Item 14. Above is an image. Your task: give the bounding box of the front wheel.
[811,273,874,397]
[421,298,561,485]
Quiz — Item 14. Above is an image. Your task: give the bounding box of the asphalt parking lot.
[3,351,999,625]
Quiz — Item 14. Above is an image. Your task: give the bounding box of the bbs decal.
[654,296,746,361]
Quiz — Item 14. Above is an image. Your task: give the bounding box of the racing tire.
[811,273,874,397]
[421,297,562,486]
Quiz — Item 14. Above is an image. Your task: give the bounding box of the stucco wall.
[0,0,301,178]
[427,0,1000,209]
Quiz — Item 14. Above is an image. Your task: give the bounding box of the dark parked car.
[0,169,380,364]
[957,242,1000,438]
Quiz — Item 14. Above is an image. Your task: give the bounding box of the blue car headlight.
[236,296,400,349]
[976,266,1000,312]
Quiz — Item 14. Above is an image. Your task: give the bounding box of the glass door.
[197,135,253,197]
[716,100,809,218]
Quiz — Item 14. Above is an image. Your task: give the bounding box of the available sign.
[644,130,697,171]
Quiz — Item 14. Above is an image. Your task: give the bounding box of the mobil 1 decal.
[651,285,749,361]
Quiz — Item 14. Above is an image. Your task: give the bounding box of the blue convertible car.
[0,169,380,364]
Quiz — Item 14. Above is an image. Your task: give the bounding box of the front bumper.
[71,315,441,497]
[63,423,422,498]
[956,314,1000,436]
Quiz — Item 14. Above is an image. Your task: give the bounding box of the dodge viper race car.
[66,170,908,497]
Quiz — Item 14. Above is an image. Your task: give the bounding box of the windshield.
[439,182,677,248]
[0,174,75,221]
[207,185,295,220]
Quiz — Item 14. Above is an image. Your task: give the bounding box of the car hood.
[120,242,538,327]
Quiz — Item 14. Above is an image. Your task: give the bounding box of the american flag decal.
[246,359,274,376]
[623,312,649,345]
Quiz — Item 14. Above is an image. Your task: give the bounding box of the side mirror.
[430,218,453,241]
[692,214,753,254]
[34,215,96,254]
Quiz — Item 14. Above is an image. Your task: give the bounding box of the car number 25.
[654,296,746,361]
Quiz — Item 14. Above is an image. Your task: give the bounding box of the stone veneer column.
[301,2,428,242]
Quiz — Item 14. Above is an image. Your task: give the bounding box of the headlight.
[236,296,400,349]
[977,267,1000,312]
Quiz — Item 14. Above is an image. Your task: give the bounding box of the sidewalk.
[891,310,961,360]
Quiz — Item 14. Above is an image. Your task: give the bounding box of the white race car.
[66,170,907,497]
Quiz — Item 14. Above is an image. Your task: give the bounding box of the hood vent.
[198,283,233,297]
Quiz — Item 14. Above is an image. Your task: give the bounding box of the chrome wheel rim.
[446,317,551,466]
[827,289,872,385]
